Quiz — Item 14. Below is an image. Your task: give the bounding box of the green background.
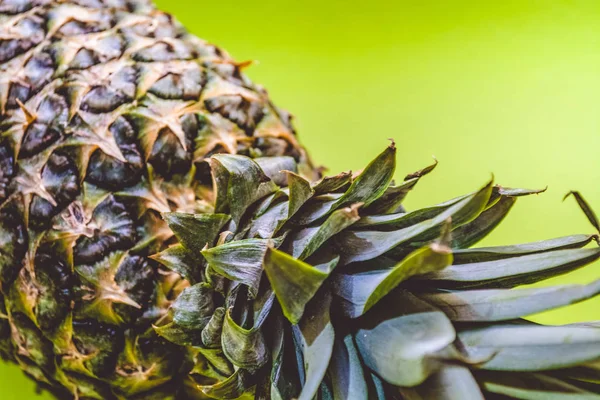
[3,0,600,397]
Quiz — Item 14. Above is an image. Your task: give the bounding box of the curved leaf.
[328,334,369,400]
[337,180,492,264]
[202,238,276,297]
[355,290,455,387]
[420,279,600,322]
[459,324,600,371]
[421,247,600,289]
[263,248,329,324]
[163,212,230,254]
[399,364,484,400]
[293,290,335,400]
[334,242,452,318]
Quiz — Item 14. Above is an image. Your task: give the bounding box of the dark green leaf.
[290,203,361,260]
[246,201,289,239]
[420,279,600,322]
[328,334,369,400]
[211,154,277,224]
[198,368,255,399]
[355,290,455,387]
[337,181,492,264]
[255,156,297,186]
[451,196,516,249]
[154,283,214,346]
[163,212,230,254]
[478,370,600,399]
[222,290,274,369]
[263,247,329,324]
[421,247,600,289]
[287,171,314,218]
[202,238,277,297]
[334,242,452,318]
[331,143,396,208]
[202,307,226,348]
[354,193,471,230]
[312,172,353,195]
[269,314,301,400]
[452,234,597,264]
[150,244,202,283]
[364,159,438,215]
[565,191,600,233]
[293,290,335,400]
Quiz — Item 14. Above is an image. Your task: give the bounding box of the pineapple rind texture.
[2,1,600,400]
[0,0,310,398]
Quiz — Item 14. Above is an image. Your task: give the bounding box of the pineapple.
[1,1,600,399]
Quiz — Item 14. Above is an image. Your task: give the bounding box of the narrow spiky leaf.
[328,334,369,400]
[337,181,493,264]
[421,247,600,289]
[420,279,600,322]
[565,191,600,233]
[332,142,396,208]
[452,234,597,264]
[459,324,600,371]
[294,290,334,400]
[290,203,362,260]
[335,241,452,318]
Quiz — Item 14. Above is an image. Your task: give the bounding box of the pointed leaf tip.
[564,191,600,233]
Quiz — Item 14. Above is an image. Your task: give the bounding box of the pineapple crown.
[153,143,600,399]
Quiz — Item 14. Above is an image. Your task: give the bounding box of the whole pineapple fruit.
[4,1,600,400]
[0,0,311,398]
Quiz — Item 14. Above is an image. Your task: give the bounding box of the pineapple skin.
[0,0,312,398]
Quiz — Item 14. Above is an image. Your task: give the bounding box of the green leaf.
[328,334,369,400]
[334,242,452,318]
[287,171,314,218]
[150,244,202,283]
[263,247,329,324]
[451,196,516,249]
[337,181,493,264]
[202,238,277,297]
[399,364,485,400]
[269,314,302,400]
[364,159,438,215]
[245,201,289,239]
[221,291,274,369]
[293,194,342,225]
[420,279,600,322]
[477,370,600,400]
[312,172,353,195]
[154,283,214,346]
[452,234,597,264]
[163,212,230,254]
[202,307,226,348]
[290,203,362,260]
[198,368,255,399]
[293,290,335,400]
[354,193,471,230]
[459,324,600,371]
[565,191,600,233]
[331,143,396,208]
[355,290,455,387]
[254,156,297,186]
[420,247,600,289]
[211,154,277,224]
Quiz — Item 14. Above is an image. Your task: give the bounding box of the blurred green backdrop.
[4,0,600,398]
